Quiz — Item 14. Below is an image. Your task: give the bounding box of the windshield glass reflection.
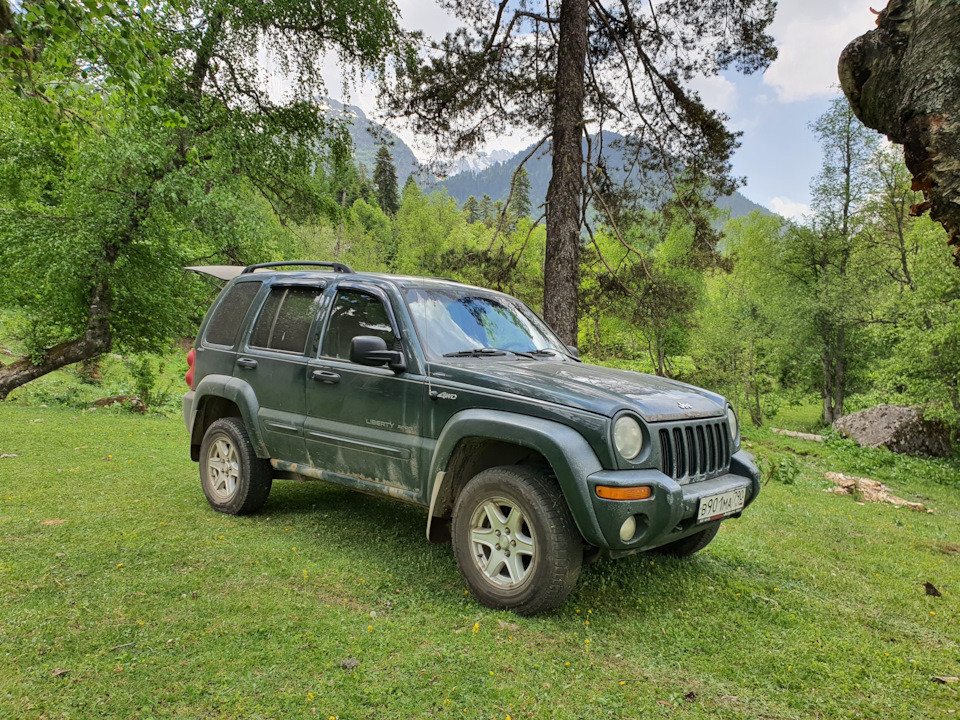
[404,287,567,359]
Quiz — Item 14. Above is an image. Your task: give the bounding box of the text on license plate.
[697,488,746,523]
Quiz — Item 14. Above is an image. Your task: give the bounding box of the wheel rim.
[468,495,536,589]
[206,435,240,500]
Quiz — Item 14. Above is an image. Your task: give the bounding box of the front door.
[304,285,425,500]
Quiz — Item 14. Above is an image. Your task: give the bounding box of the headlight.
[726,406,739,442]
[613,416,644,460]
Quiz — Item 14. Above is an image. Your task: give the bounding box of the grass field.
[1,404,958,719]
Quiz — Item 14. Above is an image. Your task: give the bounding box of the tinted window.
[249,287,323,354]
[321,290,396,360]
[205,281,262,347]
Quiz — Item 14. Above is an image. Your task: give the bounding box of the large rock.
[833,405,952,458]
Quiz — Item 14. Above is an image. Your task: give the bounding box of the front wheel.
[452,466,582,615]
[199,417,272,515]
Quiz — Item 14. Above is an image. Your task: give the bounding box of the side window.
[249,287,323,354]
[204,281,262,347]
[321,289,397,361]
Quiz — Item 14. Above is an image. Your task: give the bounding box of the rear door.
[235,282,325,464]
[303,283,425,500]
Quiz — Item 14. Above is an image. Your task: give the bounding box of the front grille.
[658,420,731,482]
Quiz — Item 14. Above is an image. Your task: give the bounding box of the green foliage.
[0,0,406,395]
[373,144,400,215]
[130,355,174,410]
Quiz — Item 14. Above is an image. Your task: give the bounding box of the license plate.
[697,488,746,523]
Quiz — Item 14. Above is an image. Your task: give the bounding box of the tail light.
[185,348,196,390]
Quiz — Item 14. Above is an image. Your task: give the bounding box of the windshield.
[404,287,568,359]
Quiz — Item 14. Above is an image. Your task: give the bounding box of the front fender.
[188,374,268,458]
[427,409,608,547]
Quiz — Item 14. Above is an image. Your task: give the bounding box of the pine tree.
[402,174,421,199]
[510,167,532,219]
[462,195,480,224]
[387,1,777,343]
[479,193,493,227]
[373,144,400,214]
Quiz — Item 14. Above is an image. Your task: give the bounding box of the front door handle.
[236,357,258,369]
[311,369,341,384]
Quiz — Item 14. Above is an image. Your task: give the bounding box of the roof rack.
[241,261,355,275]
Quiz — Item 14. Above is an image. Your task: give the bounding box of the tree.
[462,195,480,224]
[805,98,879,423]
[388,0,777,343]
[479,193,494,227]
[0,0,404,400]
[509,167,532,220]
[373,144,400,214]
[839,0,960,265]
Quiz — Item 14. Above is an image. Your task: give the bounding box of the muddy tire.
[452,466,582,615]
[199,417,272,515]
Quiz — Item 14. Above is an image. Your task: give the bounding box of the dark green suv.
[183,261,759,615]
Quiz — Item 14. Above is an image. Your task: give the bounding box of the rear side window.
[249,287,323,354]
[204,281,262,347]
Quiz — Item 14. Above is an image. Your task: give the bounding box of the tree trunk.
[747,342,763,427]
[543,0,588,345]
[839,0,960,264]
[0,283,112,400]
[822,349,835,424]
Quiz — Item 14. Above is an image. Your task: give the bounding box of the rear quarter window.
[204,281,262,347]
[249,287,324,354]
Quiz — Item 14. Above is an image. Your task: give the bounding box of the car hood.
[431,359,726,421]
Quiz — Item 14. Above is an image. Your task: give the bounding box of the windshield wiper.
[442,347,537,359]
[529,349,557,356]
[442,348,507,358]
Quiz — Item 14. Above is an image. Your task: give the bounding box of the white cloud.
[689,74,738,115]
[768,196,810,220]
[763,0,877,102]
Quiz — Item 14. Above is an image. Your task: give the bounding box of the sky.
[300,0,882,220]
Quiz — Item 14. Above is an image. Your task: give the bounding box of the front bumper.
[586,449,760,556]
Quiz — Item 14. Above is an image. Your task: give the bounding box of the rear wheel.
[199,417,272,515]
[652,522,721,557]
[452,466,582,615]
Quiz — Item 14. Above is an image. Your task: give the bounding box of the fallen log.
[771,428,824,442]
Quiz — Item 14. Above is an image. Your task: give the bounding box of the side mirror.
[350,335,406,373]
[566,345,580,360]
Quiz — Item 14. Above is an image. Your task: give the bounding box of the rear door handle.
[236,357,258,369]
[311,369,340,384]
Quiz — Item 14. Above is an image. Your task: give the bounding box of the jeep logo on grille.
[677,402,693,409]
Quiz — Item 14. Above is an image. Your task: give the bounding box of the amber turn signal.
[595,485,652,501]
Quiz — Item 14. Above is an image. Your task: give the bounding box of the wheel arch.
[188,375,267,460]
[426,409,607,547]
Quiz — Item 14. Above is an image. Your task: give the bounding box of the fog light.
[619,516,637,542]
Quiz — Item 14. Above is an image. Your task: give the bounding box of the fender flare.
[426,409,607,547]
[189,374,268,458]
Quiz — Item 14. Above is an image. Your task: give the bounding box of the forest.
[0,0,957,435]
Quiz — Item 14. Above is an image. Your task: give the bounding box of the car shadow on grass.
[249,477,764,618]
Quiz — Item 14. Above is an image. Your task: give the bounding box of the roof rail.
[241,261,355,275]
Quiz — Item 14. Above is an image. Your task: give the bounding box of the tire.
[452,466,582,616]
[652,522,721,558]
[199,417,272,515]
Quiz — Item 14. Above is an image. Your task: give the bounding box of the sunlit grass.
[1,405,958,719]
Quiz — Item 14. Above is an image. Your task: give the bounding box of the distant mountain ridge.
[331,100,770,220]
[323,99,424,184]
[440,134,770,220]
